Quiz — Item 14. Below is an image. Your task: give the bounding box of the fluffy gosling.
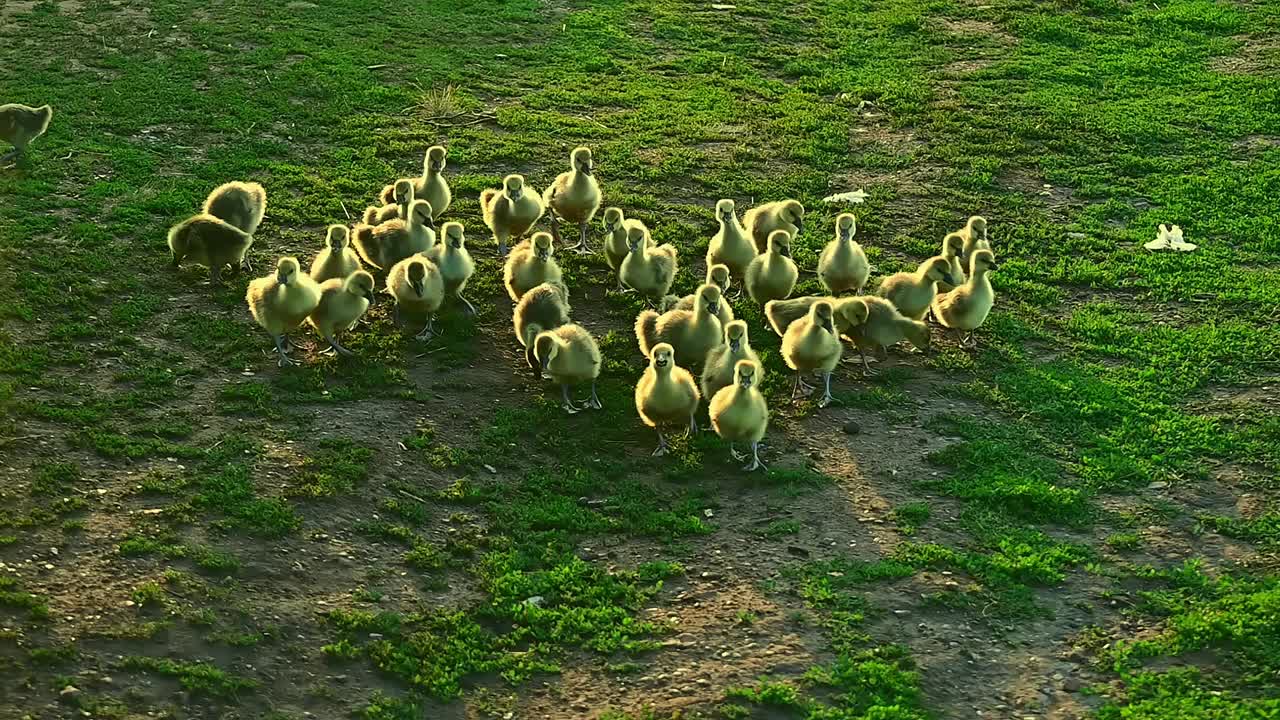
[937,231,967,293]
[503,232,562,302]
[661,264,735,327]
[618,221,677,304]
[307,270,375,356]
[743,199,804,254]
[481,174,545,255]
[246,257,322,367]
[0,103,53,164]
[958,215,990,262]
[203,181,267,236]
[386,254,445,341]
[745,230,798,304]
[543,146,601,253]
[706,199,756,281]
[363,179,414,225]
[781,300,843,407]
[845,296,930,373]
[701,320,761,401]
[709,359,769,472]
[379,145,450,219]
[931,248,999,348]
[634,343,701,456]
[514,281,572,375]
[818,213,870,295]
[635,283,725,369]
[764,296,869,338]
[309,225,362,283]
[426,221,476,315]
[352,199,436,270]
[168,214,254,284]
[534,323,603,413]
[877,255,958,320]
[602,207,630,276]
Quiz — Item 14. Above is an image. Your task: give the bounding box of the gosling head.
[716,199,736,223]
[346,270,376,302]
[970,248,999,275]
[626,224,647,253]
[734,359,759,389]
[275,257,301,285]
[442,221,465,249]
[571,146,594,176]
[406,259,427,297]
[725,320,748,353]
[533,332,559,371]
[812,300,836,334]
[532,232,554,261]
[837,299,870,330]
[768,230,792,258]
[425,145,447,173]
[707,264,731,293]
[326,224,350,251]
[650,342,675,372]
[695,284,722,318]
[393,179,415,205]
[906,321,932,352]
[602,207,624,234]
[782,200,805,235]
[942,232,964,258]
[836,213,857,241]
[967,216,987,241]
[410,199,435,229]
[503,174,525,201]
[923,256,959,286]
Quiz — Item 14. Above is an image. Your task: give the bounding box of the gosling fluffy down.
[0,103,53,162]
[763,295,870,338]
[635,283,725,369]
[709,359,769,471]
[426,221,477,315]
[634,343,702,456]
[514,280,572,372]
[503,232,562,302]
[246,257,322,366]
[743,199,804,254]
[845,296,931,371]
[168,213,254,283]
[958,215,990,261]
[352,200,436,270]
[618,221,677,302]
[937,232,967,293]
[386,254,445,340]
[818,213,869,295]
[745,230,798,304]
[364,179,415,225]
[307,270,375,355]
[379,145,451,219]
[543,146,602,252]
[877,255,957,320]
[601,207,630,273]
[481,174,545,255]
[701,320,761,401]
[203,181,267,236]
[932,248,999,347]
[660,264,735,327]
[533,323,603,413]
[781,300,843,407]
[706,199,756,280]
[309,225,362,283]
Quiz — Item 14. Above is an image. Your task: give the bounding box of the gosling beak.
[277,272,289,285]
[430,161,442,171]
[729,339,741,352]
[720,212,733,222]
[452,239,462,248]
[423,216,436,230]
[412,281,424,297]
[365,291,376,304]
[655,358,668,368]
[537,250,549,260]
[740,377,753,389]
[541,357,550,371]
[840,229,852,241]
[509,190,522,200]
[707,302,719,316]
[581,163,594,176]
[988,262,1000,271]
[945,273,960,285]
[780,246,791,258]
[795,220,804,235]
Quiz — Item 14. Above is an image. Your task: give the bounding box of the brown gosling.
[781,300,843,407]
[743,199,804,254]
[0,103,53,164]
[635,283,725,370]
[932,248,999,348]
[706,199,756,281]
[818,213,870,295]
[307,270,375,356]
[533,323,603,413]
[426,221,476,315]
[379,145,451,219]
[513,281,572,375]
[363,179,415,225]
[845,296,930,373]
[958,215,990,262]
[481,173,545,255]
[309,224,362,283]
[745,230,799,304]
[710,359,769,472]
[601,207,630,276]
[386,254,445,341]
[764,296,869,338]
[877,255,958,320]
[634,343,701,456]
[701,320,762,402]
[203,181,267,236]
[660,264,735,328]
[543,146,602,253]
[618,221,677,303]
[351,199,436,270]
[168,214,254,284]
[246,257,322,367]
[503,232,562,302]
[936,231,967,293]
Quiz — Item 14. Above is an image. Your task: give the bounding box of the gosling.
[601,207,630,278]
[351,199,436,270]
[845,296,931,373]
[503,232,562,302]
[246,257,322,367]
[701,320,761,401]
[781,300,843,407]
[764,296,868,338]
[426,221,477,315]
[709,360,769,472]
[937,231,967,293]
[635,283,725,369]
[660,264,735,327]
[634,343,701,456]
[379,145,450,219]
[743,199,804,254]
[818,213,869,295]
[309,225,362,283]
[745,230,798,304]
[877,255,958,320]
[514,281,572,374]
[533,323,603,413]
[481,173,545,255]
[706,199,756,281]
[0,103,53,164]
[932,248,999,348]
[386,254,445,341]
[363,179,414,225]
[958,215,990,262]
[618,222,677,304]
[168,214,254,284]
[203,181,267,236]
[543,146,601,253]
[307,270,375,356]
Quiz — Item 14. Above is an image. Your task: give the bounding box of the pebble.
[842,421,861,435]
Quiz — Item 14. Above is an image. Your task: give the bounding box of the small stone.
[60,686,81,701]
[1063,676,1083,692]
[1147,481,1169,490]
[842,421,861,435]
[893,609,910,616]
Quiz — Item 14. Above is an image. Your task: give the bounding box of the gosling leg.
[573,222,592,254]
[585,379,603,410]
[652,431,670,457]
[817,371,835,408]
[687,414,699,436]
[415,315,436,341]
[209,265,224,285]
[272,335,295,367]
[458,293,477,316]
[743,441,766,472]
[729,442,747,461]
[560,383,580,414]
[324,333,354,356]
[240,256,253,274]
[548,213,562,243]
[0,148,21,165]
